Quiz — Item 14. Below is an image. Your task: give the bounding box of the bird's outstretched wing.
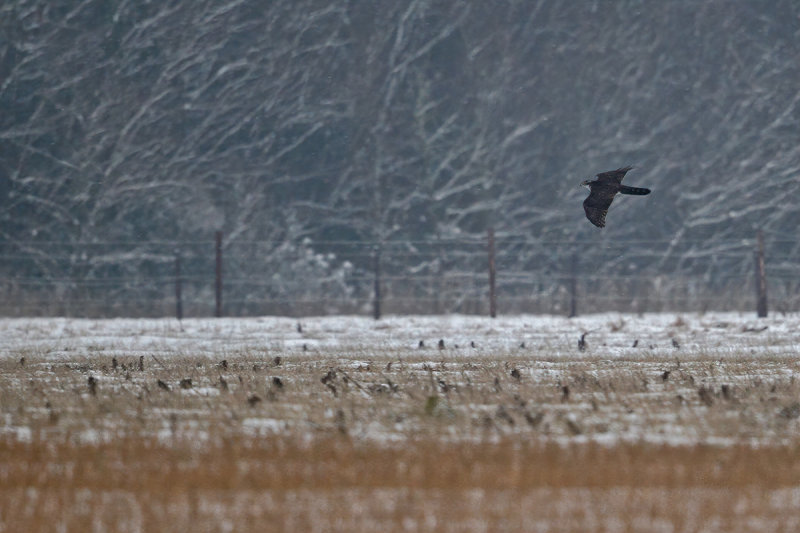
[583,186,617,228]
[595,166,633,184]
[583,202,609,228]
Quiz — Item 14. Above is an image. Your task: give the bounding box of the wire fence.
[2,231,798,318]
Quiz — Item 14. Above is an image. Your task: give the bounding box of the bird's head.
[580,179,593,189]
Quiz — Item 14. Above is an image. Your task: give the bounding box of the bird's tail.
[619,185,650,195]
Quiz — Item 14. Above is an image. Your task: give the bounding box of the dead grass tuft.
[671,315,688,328]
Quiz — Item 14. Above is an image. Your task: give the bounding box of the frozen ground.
[1,311,798,360]
[3,313,800,532]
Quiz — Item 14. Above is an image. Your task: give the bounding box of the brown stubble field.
[2,314,800,531]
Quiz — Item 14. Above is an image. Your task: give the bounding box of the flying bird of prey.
[581,166,651,227]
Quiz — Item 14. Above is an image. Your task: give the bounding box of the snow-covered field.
[3,311,799,361]
[3,312,800,446]
[3,312,800,532]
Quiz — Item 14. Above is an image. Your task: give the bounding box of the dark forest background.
[1,0,799,316]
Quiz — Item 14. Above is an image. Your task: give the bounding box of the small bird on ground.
[581,166,651,227]
[578,332,588,351]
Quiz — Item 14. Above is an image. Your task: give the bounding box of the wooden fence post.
[487,228,497,318]
[755,230,768,318]
[373,244,382,320]
[174,250,183,321]
[215,231,223,318]
[568,253,578,318]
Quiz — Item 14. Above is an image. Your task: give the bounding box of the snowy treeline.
[1,1,799,315]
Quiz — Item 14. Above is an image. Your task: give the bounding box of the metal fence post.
[487,228,497,318]
[175,250,183,321]
[215,231,223,317]
[569,253,578,318]
[373,244,382,320]
[755,230,768,318]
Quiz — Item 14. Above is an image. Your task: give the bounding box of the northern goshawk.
[581,166,650,228]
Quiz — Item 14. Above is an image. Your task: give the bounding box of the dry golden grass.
[3,351,800,446]
[3,436,800,532]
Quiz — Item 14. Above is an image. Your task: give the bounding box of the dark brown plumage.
[578,332,588,351]
[581,166,650,227]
